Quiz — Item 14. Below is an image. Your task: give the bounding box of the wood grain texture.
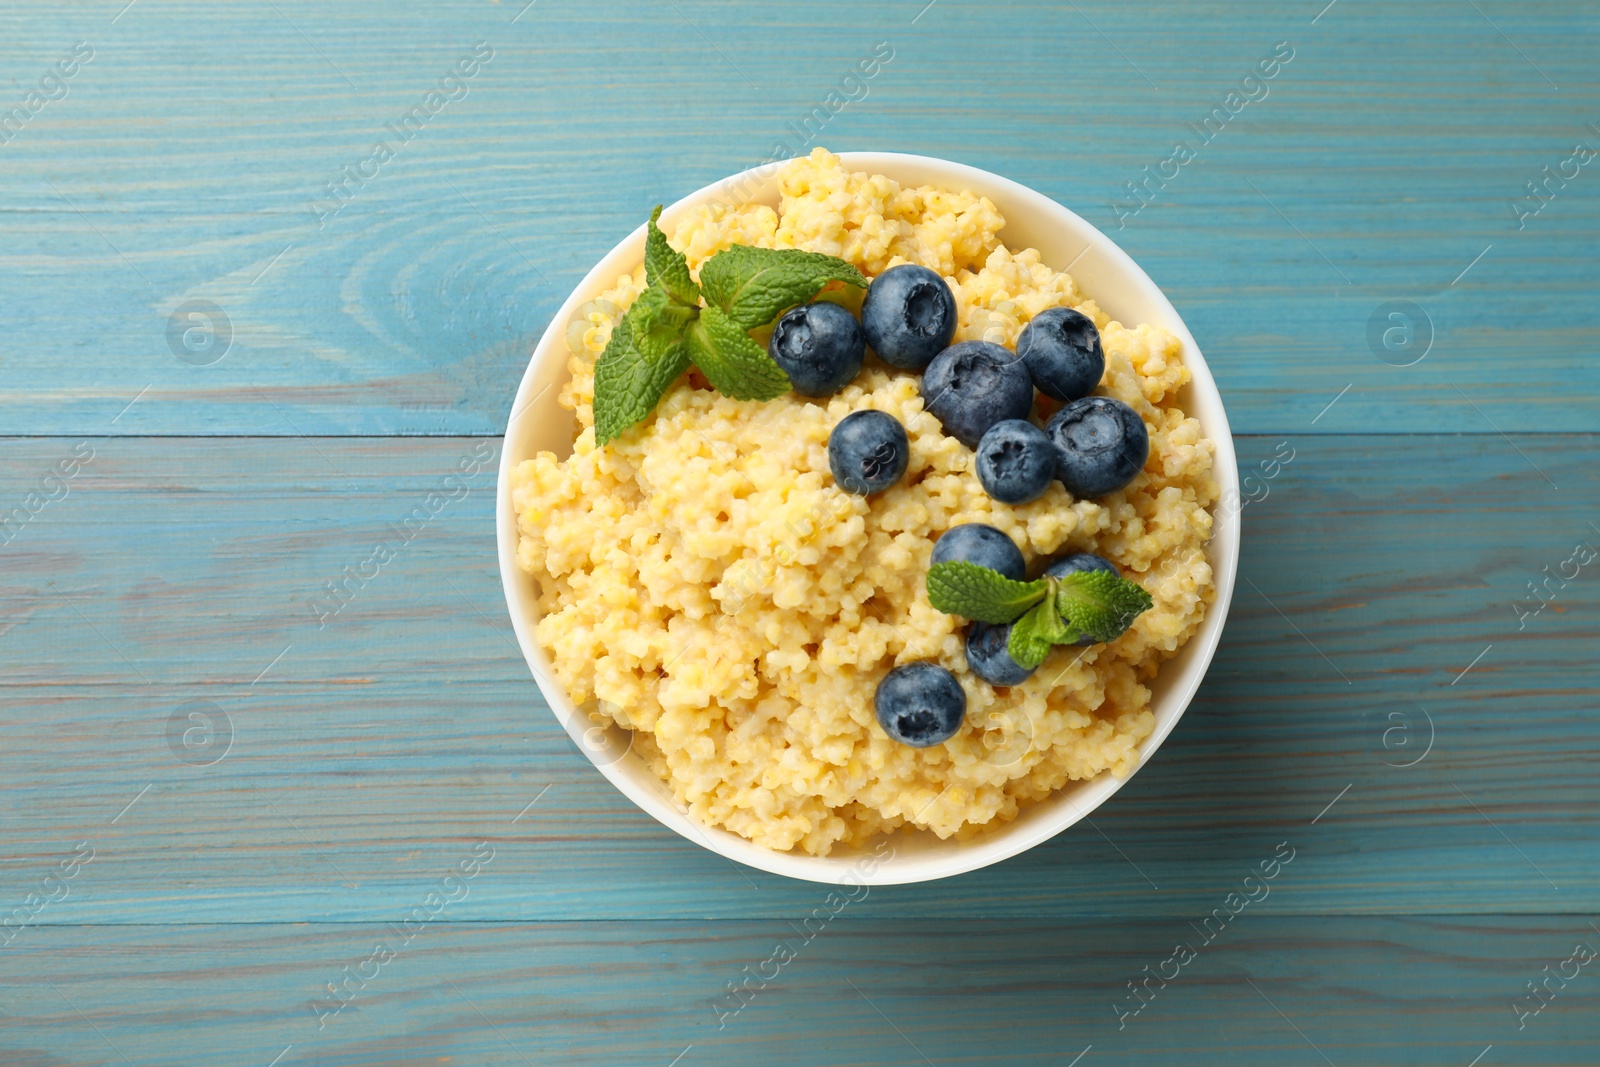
[2,919,1597,1066]
[1,435,1594,922]
[0,1,1595,435]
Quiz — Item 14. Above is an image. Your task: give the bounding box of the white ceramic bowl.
[498,152,1240,885]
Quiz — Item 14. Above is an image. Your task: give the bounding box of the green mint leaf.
[686,306,791,401]
[1055,569,1155,644]
[592,312,691,446]
[626,285,699,363]
[645,205,701,308]
[1007,600,1065,669]
[698,244,868,330]
[925,561,1048,624]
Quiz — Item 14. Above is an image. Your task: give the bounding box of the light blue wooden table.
[3,1,1597,1063]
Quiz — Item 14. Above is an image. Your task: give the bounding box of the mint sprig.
[926,559,1155,669]
[590,207,868,446]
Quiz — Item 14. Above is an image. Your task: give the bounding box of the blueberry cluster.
[815,265,1149,507]
[928,299,1148,504]
[784,265,1152,749]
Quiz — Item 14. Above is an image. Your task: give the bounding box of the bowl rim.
[497,150,1240,885]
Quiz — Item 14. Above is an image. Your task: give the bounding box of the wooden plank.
[1,434,1595,921]
[1,918,1595,1066]
[0,1,1594,435]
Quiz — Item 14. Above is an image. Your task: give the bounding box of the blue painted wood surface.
[3,919,1596,1066]
[1,0,1597,1063]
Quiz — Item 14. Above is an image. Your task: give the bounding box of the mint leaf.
[592,313,691,446]
[1055,569,1155,644]
[645,206,700,308]
[626,285,699,363]
[1007,599,1066,669]
[699,244,868,330]
[926,561,1048,624]
[687,306,791,401]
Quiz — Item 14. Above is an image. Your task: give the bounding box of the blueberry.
[1043,552,1119,581]
[874,661,966,747]
[1043,552,1120,645]
[931,523,1026,582]
[1017,307,1104,402]
[768,302,866,397]
[860,264,958,370]
[829,409,908,495]
[975,419,1055,505]
[920,341,1036,448]
[965,622,1036,686]
[1045,396,1149,498]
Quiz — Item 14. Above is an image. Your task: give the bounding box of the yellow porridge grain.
[511,148,1217,855]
